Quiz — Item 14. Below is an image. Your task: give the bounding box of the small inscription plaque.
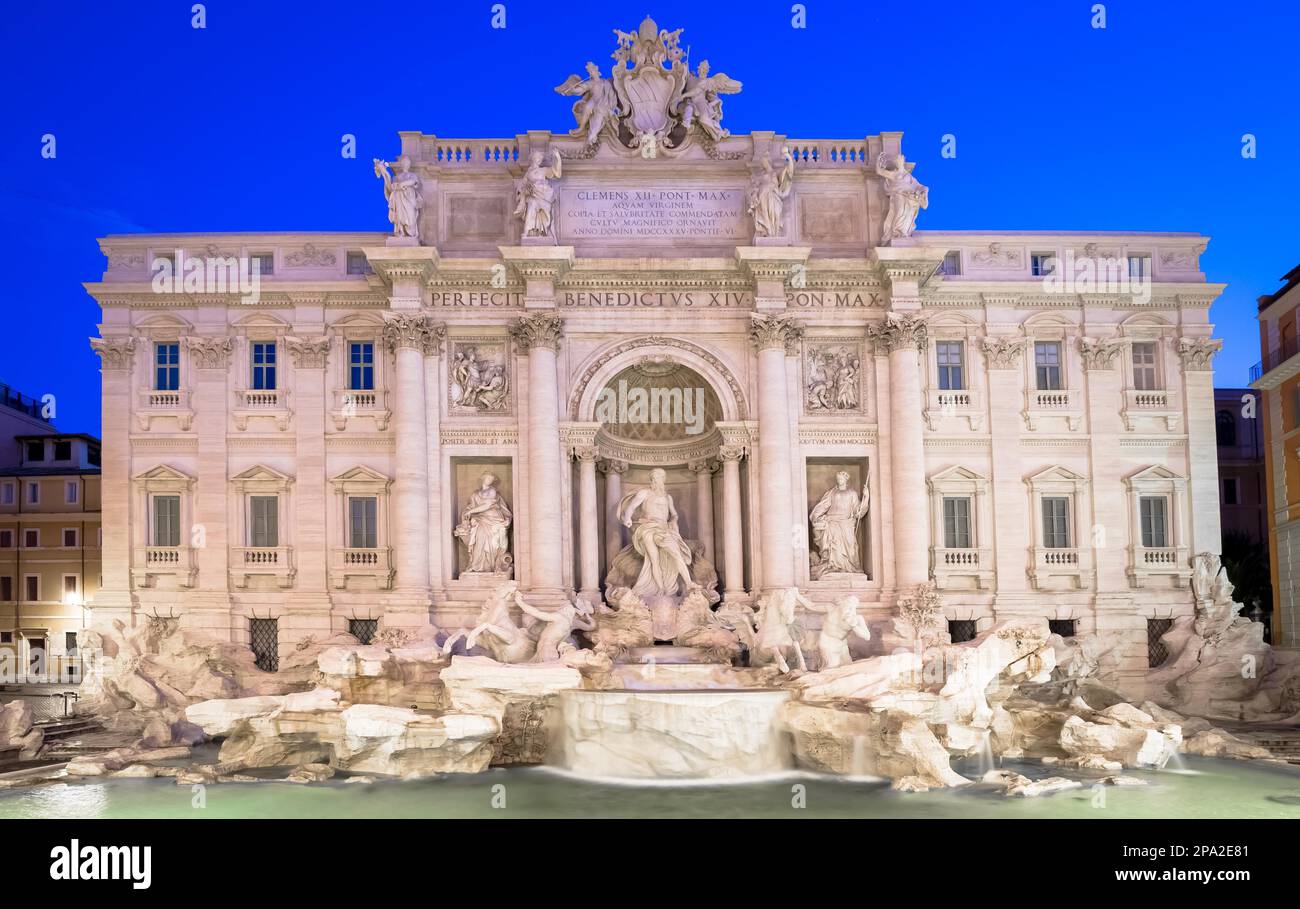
[560,188,747,242]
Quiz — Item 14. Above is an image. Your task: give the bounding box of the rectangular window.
[939,250,961,276]
[1041,496,1071,548]
[1048,619,1077,638]
[1222,477,1240,506]
[65,480,79,504]
[1140,496,1169,548]
[249,495,279,548]
[23,529,39,549]
[152,495,181,547]
[25,440,44,462]
[249,618,279,672]
[26,482,40,505]
[346,252,372,275]
[65,632,78,656]
[936,341,965,391]
[1031,253,1056,277]
[53,440,72,461]
[348,618,378,645]
[88,446,100,466]
[349,342,375,390]
[948,619,977,643]
[942,496,972,549]
[250,342,277,391]
[155,342,180,391]
[252,253,274,275]
[0,631,10,644]
[348,496,378,549]
[1128,254,1151,279]
[24,576,39,601]
[0,577,10,601]
[62,528,78,548]
[1,482,13,505]
[0,530,12,548]
[1034,342,1063,390]
[1131,342,1158,390]
[63,575,78,596]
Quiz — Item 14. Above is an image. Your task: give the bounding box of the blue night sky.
[1,0,1295,436]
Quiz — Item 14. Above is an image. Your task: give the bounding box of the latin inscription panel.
[559,187,747,243]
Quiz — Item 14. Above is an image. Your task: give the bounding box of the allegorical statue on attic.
[373,155,422,241]
[875,152,929,243]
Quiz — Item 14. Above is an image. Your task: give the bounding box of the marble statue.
[676,60,742,142]
[555,62,620,145]
[752,588,811,674]
[616,468,694,598]
[591,587,654,658]
[875,152,928,243]
[748,148,795,238]
[514,149,562,238]
[526,596,597,663]
[674,586,742,663]
[808,469,871,579]
[1191,552,1246,640]
[454,473,513,574]
[442,581,536,663]
[373,155,423,241]
[801,594,872,669]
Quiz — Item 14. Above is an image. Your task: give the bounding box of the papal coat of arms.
[554,16,741,152]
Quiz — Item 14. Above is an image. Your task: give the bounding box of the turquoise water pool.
[3,757,1300,819]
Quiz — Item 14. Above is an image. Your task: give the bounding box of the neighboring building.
[1215,388,1265,546]
[0,432,102,681]
[0,381,55,466]
[1254,263,1300,646]
[83,18,1226,690]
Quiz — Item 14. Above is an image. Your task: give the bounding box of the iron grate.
[348,618,378,645]
[1048,619,1077,638]
[249,618,279,672]
[948,620,977,643]
[1147,618,1173,668]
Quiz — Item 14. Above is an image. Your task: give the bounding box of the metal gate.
[948,620,977,643]
[1147,618,1173,667]
[249,618,279,672]
[348,618,378,645]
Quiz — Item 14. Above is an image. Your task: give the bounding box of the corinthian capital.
[1177,337,1221,371]
[383,313,434,352]
[89,336,136,370]
[868,312,928,354]
[284,335,330,369]
[508,312,564,352]
[980,336,1026,369]
[748,312,804,354]
[1078,336,1126,371]
[184,336,234,369]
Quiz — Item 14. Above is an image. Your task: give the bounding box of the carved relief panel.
[802,339,865,416]
[448,338,512,415]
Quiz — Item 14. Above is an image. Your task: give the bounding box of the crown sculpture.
[555,16,742,153]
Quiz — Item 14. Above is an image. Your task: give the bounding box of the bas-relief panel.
[802,339,865,416]
[448,339,512,415]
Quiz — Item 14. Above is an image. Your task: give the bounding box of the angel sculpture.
[513,149,563,238]
[675,60,742,142]
[747,148,795,239]
[555,62,620,146]
[372,155,422,241]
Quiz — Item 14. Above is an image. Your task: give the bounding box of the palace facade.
[85,20,1225,685]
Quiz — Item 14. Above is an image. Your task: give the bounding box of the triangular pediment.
[330,465,390,484]
[231,464,294,484]
[1125,464,1185,483]
[929,465,986,484]
[134,464,193,483]
[1025,465,1085,484]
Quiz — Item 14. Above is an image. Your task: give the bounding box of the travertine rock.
[440,656,583,764]
[0,700,44,759]
[1181,729,1273,761]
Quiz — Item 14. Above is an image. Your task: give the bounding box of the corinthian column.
[750,313,803,590]
[690,459,716,563]
[383,314,432,595]
[718,444,746,598]
[509,312,566,592]
[574,445,600,600]
[871,314,929,588]
[600,459,627,568]
[422,324,447,596]
[89,336,138,624]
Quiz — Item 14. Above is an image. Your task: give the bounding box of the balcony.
[329,546,394,590]
[1122,387,1180,431]
[137,389,193,431]
[1029,546,1092,591]
[331,388,390,431]
[924,388,984,431]
[233,388,292,431]
[1253,336,1300,382]
[1127,545,1191,588]
[231,546,295,588]
[132,545,196,588]
[1024,387,1081,431]
[930,546,994,590]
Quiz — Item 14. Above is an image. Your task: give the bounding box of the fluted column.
[383,314,432,594]
[871,314,929,588]
[575,445,600,600]
[600,459,627,568]
[510,312,566,591]
[750,314,803,590]
[690,459,716,563]
[422,324,447,596]
[719,445,746,597]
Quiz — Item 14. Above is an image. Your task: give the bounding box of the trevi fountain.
[3,17,1299,820]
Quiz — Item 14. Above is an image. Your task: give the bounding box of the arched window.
[1216,410,1236,447]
